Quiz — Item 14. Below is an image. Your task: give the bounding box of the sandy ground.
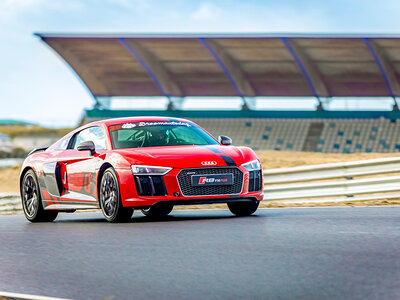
[256,150,400,169]
[0,165,20,193]
[1,151,399,208]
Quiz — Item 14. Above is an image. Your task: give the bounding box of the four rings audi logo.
[201,161,217,166]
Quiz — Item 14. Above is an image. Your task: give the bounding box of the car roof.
[85,116,194,127]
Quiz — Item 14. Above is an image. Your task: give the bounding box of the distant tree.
[0,150,10,158]
[11,147,27,158]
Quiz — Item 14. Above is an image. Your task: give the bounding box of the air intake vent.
[134,176,167,196]
[177,167,243,196]
[248,170,262,192]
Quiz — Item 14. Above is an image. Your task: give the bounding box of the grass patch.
[0,125,72,138]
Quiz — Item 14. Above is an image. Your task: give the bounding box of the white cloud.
[190,2,221,21]
[106,0,133,7]
[104,0,150,12]
[0,0,44,16]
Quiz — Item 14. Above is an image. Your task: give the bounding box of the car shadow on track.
[131,214,240,223]
[53,211,260,223]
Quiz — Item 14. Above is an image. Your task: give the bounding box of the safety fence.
[263,157,400,202]
[1,157,400,214]
[0,193,22,214]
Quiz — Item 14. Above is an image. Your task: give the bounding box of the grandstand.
[196,117,400,153]
[82,111,400,153]
[36,33,400,153]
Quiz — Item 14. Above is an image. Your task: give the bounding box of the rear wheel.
[228,201,259,216]
[21,170,58,222]
[99,168,133,223]
[141,203,173,218]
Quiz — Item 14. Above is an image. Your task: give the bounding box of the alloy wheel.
[22,174,39,218]
[101,172,118,217]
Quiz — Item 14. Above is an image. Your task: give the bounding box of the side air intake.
[248,170,262,192]
[134,176,167,196]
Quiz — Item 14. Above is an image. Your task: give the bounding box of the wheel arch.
[20,166,36,193]
[97,162,114,201]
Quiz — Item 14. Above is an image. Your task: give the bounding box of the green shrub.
[11,147,27,158]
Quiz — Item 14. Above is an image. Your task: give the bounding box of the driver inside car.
[148,128,170,146]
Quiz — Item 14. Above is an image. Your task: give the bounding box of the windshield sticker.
[109,125,121,131]
[116,121,191,129]
[121,123,137,129]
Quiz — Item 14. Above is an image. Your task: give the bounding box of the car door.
[40,135,72,202]
[62,126,107,203]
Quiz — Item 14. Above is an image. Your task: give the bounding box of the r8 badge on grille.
[201,161,217,166]
[191,174,233,186]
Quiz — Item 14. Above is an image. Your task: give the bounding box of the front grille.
[177,167,243,196]
[134,175,167,196]
[248,170,262,192]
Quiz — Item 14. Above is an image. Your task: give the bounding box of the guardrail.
[263,157,400,202]
[0,193,22,214]
[2,157,399,215]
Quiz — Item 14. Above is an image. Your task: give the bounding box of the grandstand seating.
[191,118,400,153]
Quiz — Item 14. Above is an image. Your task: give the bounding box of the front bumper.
[133,196,261,209]
[117,166,264,208]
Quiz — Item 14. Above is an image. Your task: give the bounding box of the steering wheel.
[140,131,150,147]
[174,138,186,145]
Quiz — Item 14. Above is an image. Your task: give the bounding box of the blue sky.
[1,0,400,127]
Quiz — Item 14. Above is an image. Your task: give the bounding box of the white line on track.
[0,291,73,300]
[258,205,400,209]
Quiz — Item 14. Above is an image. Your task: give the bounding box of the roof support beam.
[282,38,329,106]
[199,38,256,99]
[118,38,182,97]
[364,38,400,107]
[167,97,185,110]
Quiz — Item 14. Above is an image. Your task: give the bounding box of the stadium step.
[302,122,325,151]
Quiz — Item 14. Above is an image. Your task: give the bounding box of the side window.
[72,127,107,150]
[55,136,71,150]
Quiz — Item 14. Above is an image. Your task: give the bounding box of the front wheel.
[99,168,133,223]
[228,201,259,216]
[21,170,58,222]
[141,203,173,218]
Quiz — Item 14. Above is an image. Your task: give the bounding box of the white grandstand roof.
[35,33,400,99]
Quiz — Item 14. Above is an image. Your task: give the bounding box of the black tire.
[141,203,173,218]
[21,169,58,222]
[99,168,133,223]
[228,201,259,216]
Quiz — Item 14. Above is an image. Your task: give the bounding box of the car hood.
[115,145,247,169]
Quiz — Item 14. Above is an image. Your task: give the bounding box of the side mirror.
[218,135,232,146]
[77,141,96,156]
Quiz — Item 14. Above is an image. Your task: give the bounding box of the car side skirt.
[42,197,258,211]
[44,202,99,211]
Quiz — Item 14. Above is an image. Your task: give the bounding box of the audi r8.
[20,117,263,222]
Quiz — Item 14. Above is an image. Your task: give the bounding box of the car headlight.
[241,160,261,171]
[131,165,172,175]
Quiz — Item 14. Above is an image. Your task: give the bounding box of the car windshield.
[109,121,219,149]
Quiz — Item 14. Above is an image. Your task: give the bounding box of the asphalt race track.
[0,207,399,300]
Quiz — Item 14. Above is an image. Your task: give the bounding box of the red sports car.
[20,117,263,222]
